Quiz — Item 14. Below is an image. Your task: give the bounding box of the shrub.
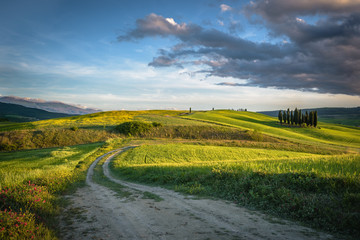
[247,129,263,142]
[152,122,162,127]
[70,126,78,131]
[115,121,154,136]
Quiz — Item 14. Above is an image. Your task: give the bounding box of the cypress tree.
[287,108,290,124]
[299,109,302,125]
[283,110,286,124]
[305,111,309,126]
[294,108,298,125]
[314,111,318,127]
[301,113,305,126]
[309,111,314,126]
[290,110,294,125]
[278,110,283,124]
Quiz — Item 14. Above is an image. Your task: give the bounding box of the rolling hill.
[0,102,73,122]
[0,96,101,115]
[259,107,360,126]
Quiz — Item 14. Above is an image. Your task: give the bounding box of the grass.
[0,138,125,239]
[0,110,188,132]
[1,109,359,238]
[111,143,360,237]
[185,110,360,149]
[0,128,118,152]
[91,151,132,199]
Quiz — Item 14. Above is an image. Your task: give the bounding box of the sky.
[1,0,360,111]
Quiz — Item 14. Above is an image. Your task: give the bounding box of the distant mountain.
[259,107,360,127]
[0,96,101,115]
[0,102,72,122]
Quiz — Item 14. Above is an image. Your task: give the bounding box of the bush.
[70,126,78,131]
[152,122,162,127]
[115,121,154,136]
[247,129,264,142]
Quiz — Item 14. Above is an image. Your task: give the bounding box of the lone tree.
[278,110,283,124]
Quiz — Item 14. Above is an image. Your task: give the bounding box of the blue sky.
[1,0,359,111]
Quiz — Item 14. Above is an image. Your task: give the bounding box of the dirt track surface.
[59,147,334,240]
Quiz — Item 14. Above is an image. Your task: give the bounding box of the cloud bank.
[117,1,360,95]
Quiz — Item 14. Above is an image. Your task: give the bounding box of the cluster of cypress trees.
[278,108,318,127]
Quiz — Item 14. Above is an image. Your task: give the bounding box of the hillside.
[0,96,101,115]
[1,109,359,238]
[185,110,360,149]
[0,102,73,122]
[259,107,360,126]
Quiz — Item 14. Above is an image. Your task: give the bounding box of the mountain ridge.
[0,96,101,115]
[0,102,73,122]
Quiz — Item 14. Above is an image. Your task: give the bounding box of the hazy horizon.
[1,0,359,111]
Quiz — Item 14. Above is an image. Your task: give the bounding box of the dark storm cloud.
[244,0,360,23]
[117,2,360,95]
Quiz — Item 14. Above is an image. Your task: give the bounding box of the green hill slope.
[185,110,360,148]
[259,107,360,126]
[0,102,72,122]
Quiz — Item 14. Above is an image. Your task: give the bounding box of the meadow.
[1,109,359,238]
[111,144,360,236]
[185,110,360,149]
[0,138,125,239]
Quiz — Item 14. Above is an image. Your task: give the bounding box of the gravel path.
[59,147,334,240]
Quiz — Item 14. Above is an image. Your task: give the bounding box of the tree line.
[278,108,318,127]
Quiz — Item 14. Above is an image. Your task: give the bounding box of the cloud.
[216,82,244,87]
[117,9,360,95]
[220,4,232,13]
[148,56,182,68]
[117,13,191,41]
[244,0,360,23]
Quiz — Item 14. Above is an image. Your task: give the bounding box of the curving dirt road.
[59,147,334,240]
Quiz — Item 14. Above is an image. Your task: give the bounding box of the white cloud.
[165,18,177,26]
[220,4,232,12]
[296,17,306,24]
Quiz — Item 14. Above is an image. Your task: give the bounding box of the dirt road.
[59,147,334,240]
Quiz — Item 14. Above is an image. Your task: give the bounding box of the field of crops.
[111,144,360,236]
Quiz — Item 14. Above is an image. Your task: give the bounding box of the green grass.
[111,144,360,237]
[185,110,360,149]
[0,110,188,132]
[114,144,324,166]
[0,143,103,188]
[0,138,126,239]
[2,109,359,238]
[0,128,118,152]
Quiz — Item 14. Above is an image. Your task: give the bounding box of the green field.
[111,144,360,236]
[0,139,124,239]
[0,110,188,132]
[1,109,359,238]
[185,110,360,149]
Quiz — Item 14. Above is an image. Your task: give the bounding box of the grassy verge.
[0,138,125,239]
[110,144,360,238]
[91,151,132,199]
